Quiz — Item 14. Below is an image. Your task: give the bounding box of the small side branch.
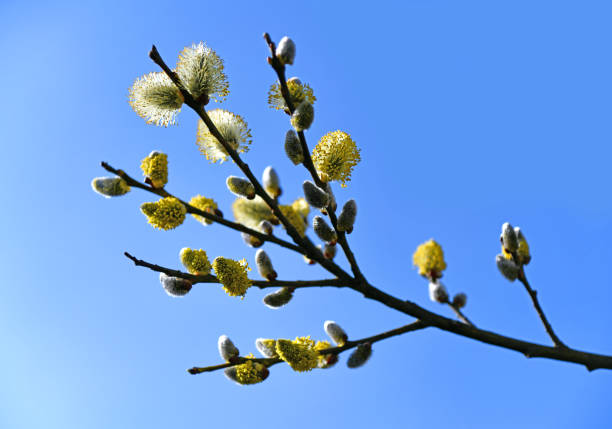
[263,33,366,282]
[518,269,566,348]
[187,320,428,375]
[101,161,303,254]
[124,252,348,289]
[445,302,475,327]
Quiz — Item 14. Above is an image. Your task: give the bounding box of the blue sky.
[1,0,612,427]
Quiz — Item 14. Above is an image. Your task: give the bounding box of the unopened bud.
[284,130,304,165]
[303,254,316,265]
[428,280,449,303]
[320,183,337,214]
[312,216,337,244]
[242,232,264,248]
[337,200,357,233]
[287,76,301,85]
[91,177,130,198]
[226,176,255,199]
[318,354,338,369]
[255,338,278,358]
[224,366,239,383]
[262,166,281,198]
[452,293,467,309]
[323,242,337,259]
[347,343,372,368]
[496,254,519,281]
[290,101,314,132]
[501,222,519,254]
[263,287,294,308]
[324,321,348,346]
[275,36,296,65]
[255,249,277,281]
[303,181,329,209]
[159,272,192,297]
[218,335,240,361]
[258,220,274,235]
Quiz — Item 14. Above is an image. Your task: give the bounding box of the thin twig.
[263,33,366,282]
[101,162,303,254]
[187,320,428,374]
[445,302,475,327]
[518,269,566,348]
[124,252,347,289]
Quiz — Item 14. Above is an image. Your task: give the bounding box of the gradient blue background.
[1,1,611,428]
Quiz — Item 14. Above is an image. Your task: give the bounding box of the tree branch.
[149,45,353,282]
[518,268,566,348]
[124,252,348,289]
[262,33,366,283]
[356,282,612,371]
[187,320,428,374]
[101,161,303,254]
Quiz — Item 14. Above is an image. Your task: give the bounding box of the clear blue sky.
[2,1,611,428]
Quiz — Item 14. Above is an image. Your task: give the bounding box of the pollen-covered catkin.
[213,257,252,297]
[262,166,281,198]
[290,101,314,132]
[225,359,269,385]
[313,216,337,244]
[255,249,277,281]
[324,321,348,346]
[226,176,256,199]
[284,130,304,165]
[275,36,296,65]
[140,197,186,230]
[176,42,229,102]
[496,254,519,281]
[218,335,240,361]
[303,181,330,209]
[189,195,219,226]
[312,131,361,187]
[159,273,192,297]
[347,343,372,368]
[140,151,168,188]
[413,239,447,279]
[337,199,357,233]
[263,287,294,308]
[276,337,319,372]
[179,248,212,275]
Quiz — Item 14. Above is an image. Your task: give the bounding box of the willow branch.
[355,282,612,371]
[262,33,366,282]
[124,252,347,289]
[149,45,352,282]
[187,320,428,374]
[101,161,303,254]
[518,268,566,348]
